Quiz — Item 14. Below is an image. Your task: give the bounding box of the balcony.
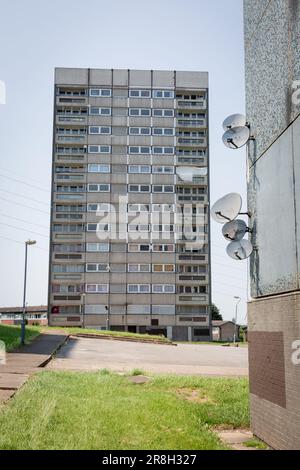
[176,100,207,110]
[176,119,207,129]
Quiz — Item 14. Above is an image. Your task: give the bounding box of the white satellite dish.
[227,239,253,260]
[223,114,247,131]
[222,126,250,149]
[222,219,248,242]
[211,193,242,224]
[176,166,207,182]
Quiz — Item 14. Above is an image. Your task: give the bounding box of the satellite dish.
[211,193,242,224]
[227,239,253,260]
[223,114,247,131]
[222,219,248,241]
[176,166,207,182]
[222,126,250,149]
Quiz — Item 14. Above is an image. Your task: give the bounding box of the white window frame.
[152,128,175,136]
[128,146,151,154]
[88,145,111,154]
[152,264,175,273]
[152,90,174,99]
[87,184,110,192]
[87,223,110,232]
[88,164,110,173]
[152,166,174,174]
[89,107,111,115]
[86,243,109,252]
[152,244,175,252]
[152,109,174,117]
[128,224,150,232]
[128,165,151,174]
[86,263,109,273]
[127,284,151,293]
[89,126,111,135]
[85,283,109,293]
[152,284,175,293]
[128,244,151,252]
[129,108,151,117]
[87,203,110,212]
[152,185,174,193]
[129,89,151,98]
[128,184,151,193]
[128,264,151,273]
[89,88,111,97]
[152,147,174,155]
[129,127,151,136]
[128,203,150,213]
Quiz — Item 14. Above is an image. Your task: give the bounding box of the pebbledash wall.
[244,0,300,449]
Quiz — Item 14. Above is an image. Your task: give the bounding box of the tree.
[211,303,223,321]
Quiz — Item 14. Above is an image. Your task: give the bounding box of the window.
[153,128,174,136]
[152,166,174,174]
[128,264,151,272]
[53,224,84,233]
[87,203,110,212]
[53,244,84,253]
[152,224,174,232]
[87,223,109,232]
[152,109,174,117]
[128,204,150,212]
[128,165,151,174]
[128,146,151,154]
[86,263,109,272]
[86,243,109,252]
[129,90,151,98]
[53,264,84,273]
[153,90,174,99]
[152,146,174,154]
[89,88,111,97]
[87,184,110,192]
[152,284,175,293]
[152,305,175,315]
[88,164,110,173]
[128,184,150,192]
[128,224,150,232]
[89,126,111,134]
[89,107,111,115]
[88,145,111,153]
[129,108,151,116]
[152,244,175,252]
[129,127,151,135]
[128,244,151,252]
[152,185,174,193]
[85,284,109,293]
[153,264,175,272]
[127,284,151,293]
[152,204,174,212]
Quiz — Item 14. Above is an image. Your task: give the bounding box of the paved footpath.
[0,331,67,403]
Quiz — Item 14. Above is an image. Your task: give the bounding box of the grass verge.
[0,324,41,352]
[43,326,172,344]
[0,371,249,450]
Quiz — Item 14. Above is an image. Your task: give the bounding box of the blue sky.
[0,0,247,322]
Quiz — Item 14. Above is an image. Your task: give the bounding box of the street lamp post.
[233,296,241,344]
[21,240,36,345]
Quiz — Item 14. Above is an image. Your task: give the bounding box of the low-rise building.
[0,306,48,326]
[212,320,240,342]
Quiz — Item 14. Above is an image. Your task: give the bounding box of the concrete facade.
[48,68,211,341]
[244,0,300,449]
